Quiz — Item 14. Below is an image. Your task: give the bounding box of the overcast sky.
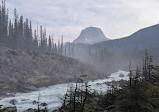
[6,0,159,42]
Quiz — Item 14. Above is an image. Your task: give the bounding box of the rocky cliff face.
[74,27,109,44]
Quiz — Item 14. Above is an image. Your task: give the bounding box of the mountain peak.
[74,27,109,44]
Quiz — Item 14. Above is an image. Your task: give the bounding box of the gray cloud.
[6,0,159,42]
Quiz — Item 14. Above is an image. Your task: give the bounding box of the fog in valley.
[0,0,159,112]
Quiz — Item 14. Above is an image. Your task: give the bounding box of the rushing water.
[0,70,129,112]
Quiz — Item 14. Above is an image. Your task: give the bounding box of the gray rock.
[94,106,105,111]
[32,100,37,105]
[74,27,109,44]
[40,102,48,107]
[8,50,19,55]
[9,99,18,105]
[6,107,17,112]
[119,74,124,77]
[23,108,35,112]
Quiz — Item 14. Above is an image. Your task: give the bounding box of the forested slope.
[0,44,105,97]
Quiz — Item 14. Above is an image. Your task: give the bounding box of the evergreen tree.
[61,36,63,55]
[0,0,63,56]
[24,18,29,50]
[0,5,2,42]
[48,35,52,52]
[8,20,14,48]
[51,34,55,53]
[54,43,57,53]
[33,29,38,52]
[18,15,24,49]
[58,39,61,54]
[13,8,18,49]
[28,20,33,50]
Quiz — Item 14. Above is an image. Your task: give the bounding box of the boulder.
[40,102,48,107]
[9,99,18,105]
[23,108,35,112]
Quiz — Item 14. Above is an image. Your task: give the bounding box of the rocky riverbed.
[0,70,129,112]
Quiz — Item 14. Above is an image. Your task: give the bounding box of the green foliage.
[60,88,95,112]
[2,52,159,112]
[0,105,7,112]
[97,52,159,112]
[113,82,154,112]
[98,89,116,109]
[0,105,18,112]
[59,75,96,112]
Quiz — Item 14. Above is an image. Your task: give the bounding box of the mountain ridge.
[95,23,159,49]
[73,27,109,44]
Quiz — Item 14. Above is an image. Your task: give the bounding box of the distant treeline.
[58,51,159,112]
[0,0,63,54]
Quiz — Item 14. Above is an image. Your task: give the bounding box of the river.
[0,70,129,112]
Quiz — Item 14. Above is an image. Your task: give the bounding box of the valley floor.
[0,45,105,98]
[0,70,129,112]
